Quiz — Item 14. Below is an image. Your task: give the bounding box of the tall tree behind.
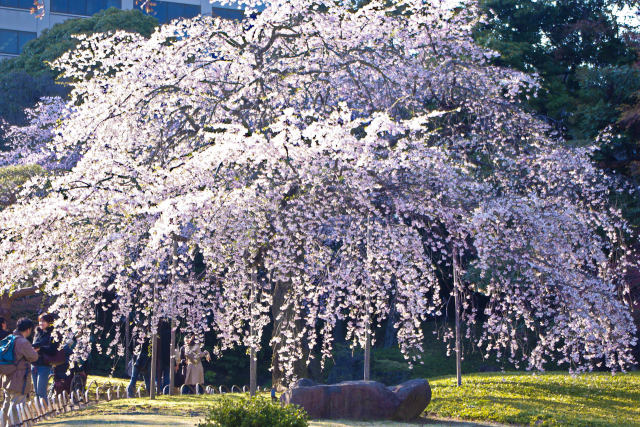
[475,0,639,144]
[476,0,640,360]
[0,8,158,150]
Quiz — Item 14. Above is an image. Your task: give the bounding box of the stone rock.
[291,378,317,388]
[281,380,400,420]
[387,379,431,421]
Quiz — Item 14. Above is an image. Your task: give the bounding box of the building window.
[0,29,36,55]
[212,7,243,20]
[143,1,200,24]
[0,0,34,9]
[50,0,121,16]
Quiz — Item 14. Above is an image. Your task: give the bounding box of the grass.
[40,372,640,426]
[86,375,131,390]
[428,371,640,426]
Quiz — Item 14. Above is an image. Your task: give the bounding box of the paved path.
[38,413,196,426]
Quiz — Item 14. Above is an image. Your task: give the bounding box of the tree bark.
[250,270,257,396]
[270,280,311,390]
[125,317,131,372]
[363,326,371,381]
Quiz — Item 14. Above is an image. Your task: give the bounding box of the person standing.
[31,313,56,399]
[1,318,38,425]
[181,335,210,394]
[0,317,10,341]
[126,340,149,398]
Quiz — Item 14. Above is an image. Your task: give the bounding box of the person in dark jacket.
[31,313,57,399]
[0,317,10,341]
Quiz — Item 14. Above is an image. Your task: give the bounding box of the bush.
[198,395,308,427]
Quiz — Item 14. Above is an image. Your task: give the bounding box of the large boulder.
[281,380,399,420]
[280,378,431,421]
[388,379,431,421]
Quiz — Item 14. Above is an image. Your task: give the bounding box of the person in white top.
[180,335,210,393]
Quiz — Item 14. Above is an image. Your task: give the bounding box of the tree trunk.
[125,317,131,371]
[250,270,257,396]
[270,280,310,390]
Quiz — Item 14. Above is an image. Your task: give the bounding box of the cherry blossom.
[0,0,636,383]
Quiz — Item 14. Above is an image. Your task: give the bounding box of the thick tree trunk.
[270,280,286,389]
[363,327,371,381]
[271,280,310,390]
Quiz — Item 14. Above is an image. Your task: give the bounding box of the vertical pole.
[249,270,257,396]
[453,250,462,387]
[150,333,157,399]
[249,335,257,396]
[169,239,178,395]
[363,324,371,381]
[150,263,158,399]
[364,216,372,381]
[169,319,176,395]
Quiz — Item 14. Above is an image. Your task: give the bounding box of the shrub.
[198,395,308,427]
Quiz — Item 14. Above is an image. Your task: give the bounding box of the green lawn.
[39,372,640,426]
[428,371,640,426]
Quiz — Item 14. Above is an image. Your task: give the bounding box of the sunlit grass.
[47,372,640,426]
[428,371,640,426]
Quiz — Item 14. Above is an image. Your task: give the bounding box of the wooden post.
[249,270,257,396]
[453,251,462,387]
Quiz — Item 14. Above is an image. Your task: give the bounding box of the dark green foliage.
[0,8,157,78]
[197,396,308,427]
[323,322,515,385]
[475,0,640,232]
[0,8,157,149]
[0,164,44,209]
[475,0,639,157]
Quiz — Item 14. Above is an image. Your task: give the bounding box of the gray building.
[0,0,243,60]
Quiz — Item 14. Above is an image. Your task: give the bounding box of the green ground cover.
[428,371,640,426]
[41,372,640,426]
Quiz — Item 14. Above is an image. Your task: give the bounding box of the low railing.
[0,381,255,426]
